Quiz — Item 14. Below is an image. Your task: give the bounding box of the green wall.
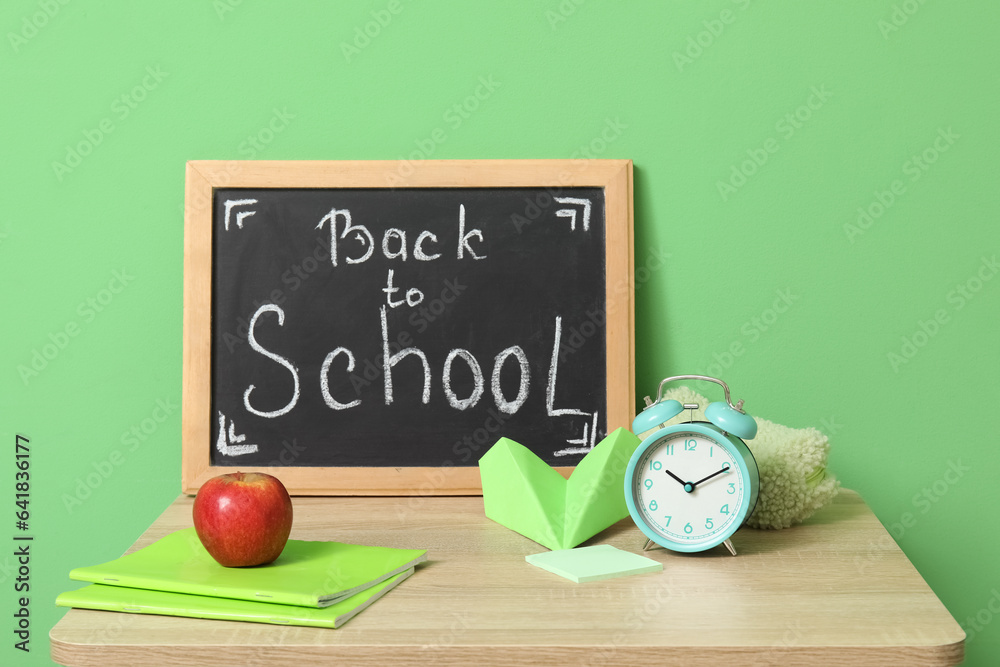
[2,1,997,664]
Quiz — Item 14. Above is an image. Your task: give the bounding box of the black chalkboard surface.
[183,161,633,494]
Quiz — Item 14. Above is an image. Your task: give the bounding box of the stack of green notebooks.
[56,528,427,628]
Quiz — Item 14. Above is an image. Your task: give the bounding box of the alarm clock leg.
[723,539,737,556]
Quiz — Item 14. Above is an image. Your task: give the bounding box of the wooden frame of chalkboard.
[182,160,634,495]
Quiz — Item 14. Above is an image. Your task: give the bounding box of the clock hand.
[692,465,732,487]
[665,469,696,494]
[664,469,687,486]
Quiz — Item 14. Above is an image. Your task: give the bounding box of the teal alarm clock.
[625,375,759,555]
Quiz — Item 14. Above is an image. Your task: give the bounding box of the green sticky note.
[526,545,662,583]
[479,428,641,550]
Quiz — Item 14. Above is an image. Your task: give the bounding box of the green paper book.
[69,528,426,608]
[479,427,641,550]
[56,569,412,629]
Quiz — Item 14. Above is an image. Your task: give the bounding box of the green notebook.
[69,528,426,608]
[56,569,412,629]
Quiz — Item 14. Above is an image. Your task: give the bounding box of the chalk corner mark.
[552,412,600,457]
[554,197,591,232]
[223,199,259,231]
[216,411,259,456]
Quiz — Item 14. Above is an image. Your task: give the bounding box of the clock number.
[664,516,671,527]
[684,439,697,451]
[709,446,713,457]
[722,462,731,471]
[649,500,658,511]
[684,522,693,534]
[644,478,653,491]
[663,444,674,455]
[650,460,662,471]
[727,483,736,495]
[720,503,730,515]
[705,517,714,530]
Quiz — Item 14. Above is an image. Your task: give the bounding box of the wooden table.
[50,490,964,665]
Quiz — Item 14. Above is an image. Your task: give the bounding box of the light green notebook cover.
[56,569,412,629]
[69,528,426,608]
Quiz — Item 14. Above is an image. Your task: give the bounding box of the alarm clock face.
[627,425,756,551]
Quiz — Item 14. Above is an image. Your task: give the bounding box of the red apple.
[192,472,293,567]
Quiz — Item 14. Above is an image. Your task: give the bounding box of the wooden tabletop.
[50,490,964,666]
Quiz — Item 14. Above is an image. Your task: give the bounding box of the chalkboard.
[182,160,634,495]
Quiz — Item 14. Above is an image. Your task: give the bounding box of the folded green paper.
[479,427,641,550]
